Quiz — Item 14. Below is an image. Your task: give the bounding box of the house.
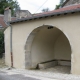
[62,0,80,7]
[0,7,32,30]
[0,14,7,30]
[4,0,80,75]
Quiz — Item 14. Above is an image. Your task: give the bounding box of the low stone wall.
[58,60,71,66]
[38,60,71,69]
[38,60,57,69]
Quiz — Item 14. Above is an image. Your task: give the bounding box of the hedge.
[0,30,4,58]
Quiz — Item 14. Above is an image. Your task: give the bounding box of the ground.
[0,71,40,80]
[0,58,80,80]
[0,58,7,68]
[0,69,56,80]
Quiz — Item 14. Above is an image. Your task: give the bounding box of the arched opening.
[25,25,71,74]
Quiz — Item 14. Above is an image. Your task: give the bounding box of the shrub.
[0,31,4,58]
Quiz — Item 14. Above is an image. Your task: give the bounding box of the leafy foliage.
[0,0,20,16]
[42,8,50,12]
[55,4,61,9]
[55,0,65,9]
[0,31,4,58]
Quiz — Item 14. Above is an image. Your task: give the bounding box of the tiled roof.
[0,15,6,28]
[35,4,80,16]
[0,15,16,28]
[10,4,80,24]
[11,17,17,21]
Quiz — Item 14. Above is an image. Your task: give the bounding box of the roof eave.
[9,8,80,24]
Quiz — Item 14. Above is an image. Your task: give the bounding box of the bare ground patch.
[0,58,8,68]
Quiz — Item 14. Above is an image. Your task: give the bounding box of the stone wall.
[16,10,32,19]
[63,0,80,7]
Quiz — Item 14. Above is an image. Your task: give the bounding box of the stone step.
[38,60,58,69]
[38,60,71,69]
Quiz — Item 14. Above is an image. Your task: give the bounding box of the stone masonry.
[64,0,80,7]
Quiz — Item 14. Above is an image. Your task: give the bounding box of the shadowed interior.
[30,26,71,68]
[25,25,71,75]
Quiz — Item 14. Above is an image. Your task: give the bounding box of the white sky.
[17,0,60,14]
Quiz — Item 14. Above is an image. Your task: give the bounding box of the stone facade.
[4,12,80,75]
[16,10,32,19]
[63,0,80,7]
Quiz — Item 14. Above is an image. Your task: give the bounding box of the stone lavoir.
[4,0,80,75]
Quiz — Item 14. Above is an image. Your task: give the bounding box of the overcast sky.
[17,0,60,14]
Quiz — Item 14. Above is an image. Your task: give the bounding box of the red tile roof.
[9,4,80,24]
[0,15,6,28]
[10,4,80,24]
[0,15,16,28]
[34,4,80,16]
[11,17,17,21]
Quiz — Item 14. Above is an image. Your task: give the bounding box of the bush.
[0,31,4,58]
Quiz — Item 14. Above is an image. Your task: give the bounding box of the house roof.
[9,4,80,24]
[0,15,16,28]
[0,15,7,28]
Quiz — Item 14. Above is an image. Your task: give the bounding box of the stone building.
[62,0,80,7]
[16,10,32,19]
[0,7,32,30]
[4,0,80,75]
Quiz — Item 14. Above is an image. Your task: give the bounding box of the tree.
[0,0,20,16]
[55,5,61,9]
[42,8,50,12]
[0,31,4,58]
[55,0,65,9]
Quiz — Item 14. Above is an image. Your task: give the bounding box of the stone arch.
[24,25,72,70]
[24,26,43,68]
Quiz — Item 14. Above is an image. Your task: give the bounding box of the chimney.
[4,7,11,22]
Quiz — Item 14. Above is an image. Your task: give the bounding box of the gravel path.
[0,71,40,80]
[1,67,80,80]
